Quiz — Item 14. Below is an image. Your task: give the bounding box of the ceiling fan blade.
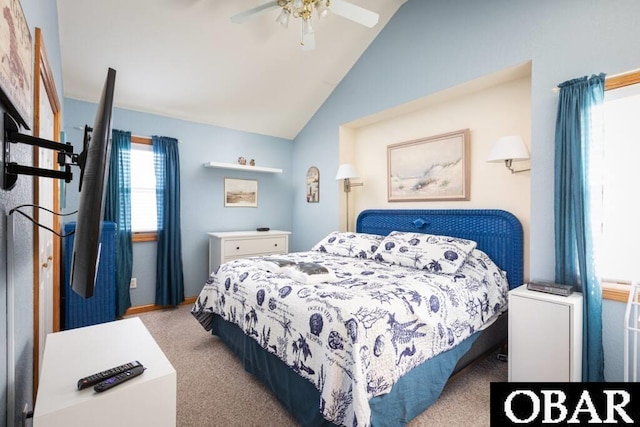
[330,0,379,28]
[231,1,279,24]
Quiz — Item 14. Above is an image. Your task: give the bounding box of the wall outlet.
[130,278,137,289]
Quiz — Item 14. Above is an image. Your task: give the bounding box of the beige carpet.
[133,304,506,427]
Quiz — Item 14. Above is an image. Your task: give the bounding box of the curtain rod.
[551,71,639,93]
[131,134,183,144]
[72,127,181,143]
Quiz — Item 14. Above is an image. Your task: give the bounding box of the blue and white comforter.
[192,249,508,427]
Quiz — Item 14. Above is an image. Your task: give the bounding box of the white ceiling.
[56,0,406,140]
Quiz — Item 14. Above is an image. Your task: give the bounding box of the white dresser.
[508,284,583,382]
[208,230,291,274]
[33,317,176,426]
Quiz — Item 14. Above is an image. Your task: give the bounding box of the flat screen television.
[69,67,117,298]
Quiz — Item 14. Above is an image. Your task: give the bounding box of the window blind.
[597,84,640,281]
[130,143,158,232]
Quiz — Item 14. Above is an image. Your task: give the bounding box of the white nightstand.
[208,230,291,274]
[33,317,176,426]
[508,284,583,382]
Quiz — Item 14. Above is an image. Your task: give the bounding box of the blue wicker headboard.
[356,209,524,289]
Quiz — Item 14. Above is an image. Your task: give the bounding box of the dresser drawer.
[208,230,291,275]
[223,236,287,257]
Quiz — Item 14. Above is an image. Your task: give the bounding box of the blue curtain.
[104,129,133,317]
[554,74,605,382]
[152,136,185,306]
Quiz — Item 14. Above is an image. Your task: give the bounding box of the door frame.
[32,27,62,399]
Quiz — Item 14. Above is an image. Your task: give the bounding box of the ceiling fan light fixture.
[232,0,379,51]
[276,8,291,27]
[302,17,314,35]
[316,0,330,19]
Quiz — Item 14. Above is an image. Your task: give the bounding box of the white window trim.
[600,71,640,302]
[130,136,157,242]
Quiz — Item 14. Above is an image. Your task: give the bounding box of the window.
[597,71,640,301]
[600,83,640,281]
[130,136,157,242]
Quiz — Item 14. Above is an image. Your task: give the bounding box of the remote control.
[77,361,143,390]
[94,365,146,393]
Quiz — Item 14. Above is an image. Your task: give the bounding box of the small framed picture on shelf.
[224,178,258,207]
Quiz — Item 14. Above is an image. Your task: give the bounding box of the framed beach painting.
[224,178,258,207]
[387,129,470,202]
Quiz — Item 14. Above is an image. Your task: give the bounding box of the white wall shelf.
[204,161,283,174]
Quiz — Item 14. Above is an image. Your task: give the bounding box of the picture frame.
[306,166,319,203]
[224,177,258,207]
[0,0,33,130]
[387,129,470,202]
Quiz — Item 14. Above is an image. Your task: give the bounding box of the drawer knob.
[236,246,240,250]
[274,243,278,247]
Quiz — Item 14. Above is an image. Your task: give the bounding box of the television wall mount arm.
[2,113,87,191]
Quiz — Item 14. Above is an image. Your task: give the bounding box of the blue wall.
[290,0,640,380]
[63,99,293,303]
[0,0,63,424]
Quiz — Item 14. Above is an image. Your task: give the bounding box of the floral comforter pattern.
[192,249,508,427]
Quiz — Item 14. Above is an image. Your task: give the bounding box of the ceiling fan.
[231,0,380,51]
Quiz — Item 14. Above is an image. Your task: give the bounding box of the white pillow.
[312,231,383,259]
[372,231,477,274]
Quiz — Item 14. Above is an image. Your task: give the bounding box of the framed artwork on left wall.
[0,0,33,129]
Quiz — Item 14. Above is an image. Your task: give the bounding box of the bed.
[192,209,523,426]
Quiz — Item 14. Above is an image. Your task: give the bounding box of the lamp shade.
[486,135,530,162]
[335,163,360,180]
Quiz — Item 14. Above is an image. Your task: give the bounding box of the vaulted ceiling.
[56,0,406,139]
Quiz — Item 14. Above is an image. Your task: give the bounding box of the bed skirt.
[211,313,507,426]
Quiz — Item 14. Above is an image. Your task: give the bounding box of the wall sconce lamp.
[335,163,363,231]
[486,135,531,174]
